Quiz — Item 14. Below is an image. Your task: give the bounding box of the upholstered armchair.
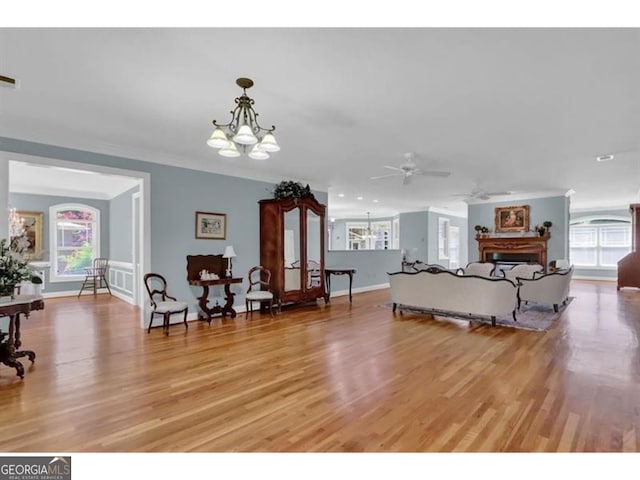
[516,267,573,312]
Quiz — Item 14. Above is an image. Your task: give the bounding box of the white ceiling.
[1,28,639,218]
[9,161,140,200]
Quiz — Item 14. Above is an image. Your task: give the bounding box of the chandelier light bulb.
[218,142,241,158]
[248,144,270,160]
[258,133,280,152]
[207,127,230,149]
[233,124,259,145]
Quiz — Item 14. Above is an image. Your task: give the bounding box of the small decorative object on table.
[222,245,236,278]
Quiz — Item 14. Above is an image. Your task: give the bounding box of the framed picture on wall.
[17,210,44,258]
[495,205,529,233]
[195,211,226,240]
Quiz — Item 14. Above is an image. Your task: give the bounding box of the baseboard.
[42,288,110,299]
[573,275,616,282]
[330,282,389,298]
[110,289,136,305]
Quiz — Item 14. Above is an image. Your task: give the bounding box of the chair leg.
[78,279,88,297]
[148,313,154,333]
[164,313,170,336]
[183,309,188,331]
[103,275,112,296]
[245,299,249,319]
[269,299,274,317]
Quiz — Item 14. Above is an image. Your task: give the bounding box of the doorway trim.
[3,151,151,328]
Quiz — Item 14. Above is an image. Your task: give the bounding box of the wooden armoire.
[617,203,640,290]
[259,196,326,306]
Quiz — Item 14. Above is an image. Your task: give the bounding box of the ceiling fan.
[452,187,513,201]
[370,153,451,185]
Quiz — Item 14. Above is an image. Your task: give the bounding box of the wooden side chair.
[245,266,275,318]
[143,273,189,335]
[78,258,112,297]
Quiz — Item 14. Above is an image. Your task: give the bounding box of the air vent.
[596,154,614,162]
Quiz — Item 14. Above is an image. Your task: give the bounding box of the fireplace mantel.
[476,233,550,270]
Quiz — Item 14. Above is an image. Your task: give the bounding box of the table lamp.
[222,245,236,278]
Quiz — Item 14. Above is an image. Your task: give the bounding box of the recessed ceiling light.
[373,199,379,203]
[596,154,614,162]
[357,196,363,200]
[338,193,345,197]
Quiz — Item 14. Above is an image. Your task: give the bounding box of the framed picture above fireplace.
[495,205,530,233]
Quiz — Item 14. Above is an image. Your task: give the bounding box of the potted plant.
[543,220,552,230]
[0,237,37,300]
[480,226,490,237]
[272,181,315,200]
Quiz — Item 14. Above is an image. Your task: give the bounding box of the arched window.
[569,216,631,268]
[49,204,101,282]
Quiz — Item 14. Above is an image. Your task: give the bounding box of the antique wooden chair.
[143,273,189,335]
[245,266,275,318]
[78,258,112,297]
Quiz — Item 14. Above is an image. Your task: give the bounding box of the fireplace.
[476,233,549,271]
[485,252,540,264]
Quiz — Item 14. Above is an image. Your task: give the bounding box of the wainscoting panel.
[108,260,135,305]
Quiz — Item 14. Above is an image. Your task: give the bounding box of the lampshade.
[206,127,230,148]
[223,245,237,258]
[232,124,258,145]
[219,142,241,158]
[258,133,280,152]
[248,144,270,160]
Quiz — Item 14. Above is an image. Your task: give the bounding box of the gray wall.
[398,211,428,262]
[8,192,110,293]
[1,136,328,311]
[570,208,631,279]
[109,185,139,263]
[325,249,401,290]
[467,195,570,267]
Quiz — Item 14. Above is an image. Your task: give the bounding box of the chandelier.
[363,212,376,241]
[206,77,280,160]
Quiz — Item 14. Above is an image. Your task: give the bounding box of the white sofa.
[502,263,543,282]
[516,266,573,312]
[462,262,496,277]
[388,270,518,326]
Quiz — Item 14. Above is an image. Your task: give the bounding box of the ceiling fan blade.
[485,191,512,196]
[383,165,404,172]
[370,173,402,180]
[415,170,451,178]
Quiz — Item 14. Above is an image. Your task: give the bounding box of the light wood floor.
[0,280,638,452]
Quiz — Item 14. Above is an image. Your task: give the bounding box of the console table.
[324,266,357,303]
[188,277,242,323]
[186,254,242,323]
[0,295,44,378]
